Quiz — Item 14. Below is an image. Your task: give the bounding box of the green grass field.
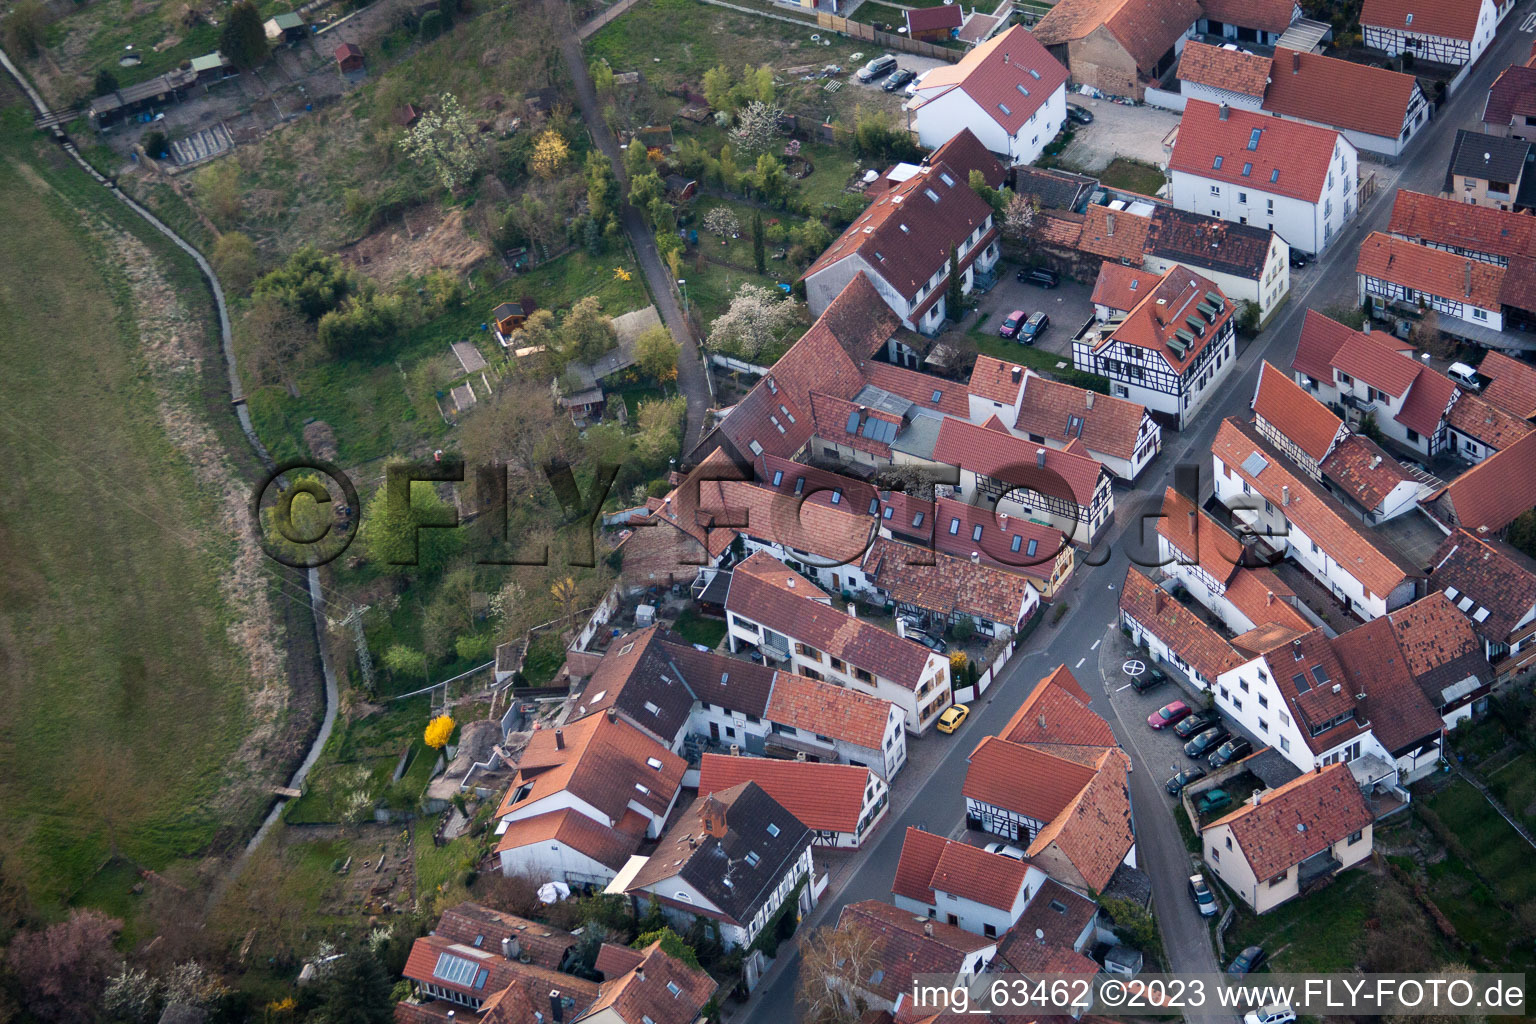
[1221,869,1377,972]
[1098,157,1168,198]
[0,101,266,909]
[1427,779,1536,905]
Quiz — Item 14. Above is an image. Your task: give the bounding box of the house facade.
[697,754,889,849]
[1169,100,1358,256]
[1032,0,1201,100]
[891,827,1044,938]
[1357,231,1508,339]
[1143,206,1292,324]
[1361,0,1500,67]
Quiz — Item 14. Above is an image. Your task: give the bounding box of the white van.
[1243,1005,1296,1024]
[1447,362,1482,391]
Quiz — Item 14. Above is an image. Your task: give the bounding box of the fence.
[952,634,1017,704]
[816,12,966,61]
[710,352,773,376]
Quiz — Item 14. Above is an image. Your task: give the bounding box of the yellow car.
[936,704,970,734]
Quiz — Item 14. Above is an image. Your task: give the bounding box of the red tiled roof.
[496,712,685,825]
[1291,309,1355,383]
[1090,261,1164,314]
[1207,764,1373,880]
[1117,567,1244,679]
[999,665,1116,749]
[891,827,1031,910]
[931,418,1107,508]
[1170,99,1340,204]
[1156,486,1244,588]
[1477,350,1536,419]
[1356,232,1506,311]
[1033,0,1204,74]
[1224,567,1314,633]
[1213,418,1419,598]
[1015,372,1149,462]
[1431,428,1536,533]
[1265,48,1421,140]
[697,478,877,566]
[594,943,646,980]
[698,754,874,833]
[1483,64,1536,132]
[1320,434,1416,512]
[906,3,964,33]
[1396,365,1459,439]
[434,903,575,970]
[493,808,641,871]
[1024,746,1134,891]
[1200,0,1297,32]
[864,360,972,418]
[1328,330,1423,399]
[1431,528,1536,640]
[1388,190,1536,263]
[1360,0,1482,40]
[403,934,599,1012]
[803,162,995,302]
[1177,40,1269,98]
[726,551,939,689]
[962,736,1097,820]
[1446,391,1534,450]
[864,537,1036,626]
[1103,264,1234,372]
[914,27,1069,136]
[1257,628,1368,753]
[928,128,1008,190]
[1331,617,1444,751]
[764,669,899,750]
[581,941,717,1024]
[913,496,1072,583]
[1037,209,1086,246]
[970,354,1027,405]
[836,900,997,1004]
[1387,590,1482,675]
[1252,361,1344,462]
[1078,205,1151,264]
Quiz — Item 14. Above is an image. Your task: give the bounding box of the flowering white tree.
[703,206,741,240]
[729,100,781,158]
[1003,192,1040,241]
[708,283,799,357]
[397,92,481,191]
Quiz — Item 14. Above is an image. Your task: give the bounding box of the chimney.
[502,936,521,960]
[1106,212,1116,236]
[847,602,857,617]
[554,729,565,751]
[1362,319,1371,334]
[1085,392,1095,409]
[1011,365,1023,383]
[1154,587,1167,614]
[1465,261,1472,298]
[1292,50,1300,73]
[1219,102,1230,121]
[1036,448,1047,468]
[1282,484,1290,506]
[1250,790,1262,806]
[606,707,617,722]
[635,968,646,983]
[1369,455,1382,470]
[924,921,934,936]
[971,551,980,563]
[1266,590,1274,606]
[550,991,564,1024]
[1037,713,1047,730]
[1000,513,1010,531]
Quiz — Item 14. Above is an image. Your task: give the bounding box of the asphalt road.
[738,9,1536,1020]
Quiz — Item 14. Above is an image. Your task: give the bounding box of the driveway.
[975,262,1094,358]
[1058,97,1180,174]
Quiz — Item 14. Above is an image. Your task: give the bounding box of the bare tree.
[796,921,879,1024]
[6,910,122,1023]
[240,295,315,396]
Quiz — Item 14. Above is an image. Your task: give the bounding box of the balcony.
[1297,849,1343,892]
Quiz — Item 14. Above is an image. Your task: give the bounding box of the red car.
[998,310,1028,338]
[1148,700,1191,730]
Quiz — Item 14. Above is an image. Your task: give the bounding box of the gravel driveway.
[1057,96,1181,174]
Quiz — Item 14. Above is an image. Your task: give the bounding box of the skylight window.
[912,512,925,528]
[1293,672,1311,693]
[939,172,955,187]
[767,823,781,836]
[1311,666,1330,687]
[1242,162,1252,177]
[1270,168,1279,183]
[883,506,893,519]
[433,953,483,987]
[643,700,660,715]
[745,850,761,867]
[924,188,941,203]
[667,982,682,997]
[1213,155,1223,169]
[997,103,1012,116]
[1011,534,1022,553]
[1015,83,1030,97]
[972,524,983,542]
[772,470,783,487]
[635,783,650,795]
[1026,538,1038,557]
[831,488,842,504]
[949,517,961,535]
[899,224,910,233]
[868,497,879,515]
[1028,68,1041,79]
[794,476,805,495]
[932,389,943,402]
[748,440,764,456]
[1247,128,1261,150]
[646,757,664,769]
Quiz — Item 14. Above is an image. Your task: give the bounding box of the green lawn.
[284,698,436,824]
[587,0,840,84]
[1221,869,1376,972]
[850,1,909,27]
[671,608,728,648]
[1483,750,1536,836]
[1426,779,1536,905]
[1098,157,1168,198]
[968,328,1111,393]
[0,100,267,910]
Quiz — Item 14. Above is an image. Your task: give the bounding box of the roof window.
[949,517,961,535]
[932,389,943,402]
[998,103,1012,116]
[794,476,805,495]
[1242,162,1252,177]
[939,172,956,187]
[1015,83,1030,97]
[1213,155,1223,169]
[912,511,925,528]
[745,850,761,867]
[924,188,941,203]
[1011,534,1022,553]
[972,524,984,541]
[646,757,664,769]
[1270,168,1279,183]
[767,822,781,836]
[772,470,783,487]
[1028,68,1041,79]
[1247,128,1261,150]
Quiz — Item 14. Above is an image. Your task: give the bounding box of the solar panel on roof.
[1240,451,1269,477]
[846,410,861,434]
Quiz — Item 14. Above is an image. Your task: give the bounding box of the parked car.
[1173,709,1222,739]
[856,54,898,82]
[984,842,1027,860]
[1184,725,1230,758]
[1017,266,1060,288]
[1128,664,1169,693]
[883,68,916,92]
[1020,311,1050,344]
[1244,1005,1296,1024]
[1148,700,1191,730]
[1165,766,1206,796]
[1208,736,1253,768]
[936,704,970,734]
[904,68,932,96]
[1448,362,1484,391]
[1228,946,1268,974]
[1194,788,1232,815]
[1289,250,1312,269]
[998,309,1028,339]
[1066,103,1094,125]
[909,631,948,654]
[1188,874,1218,917]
